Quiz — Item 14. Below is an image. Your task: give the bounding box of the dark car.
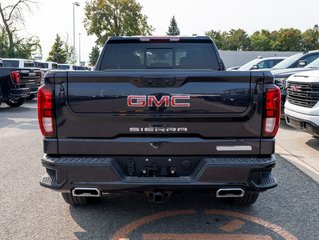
[0,60,41,107]
[272,50,319,70]
[39,36,280,207]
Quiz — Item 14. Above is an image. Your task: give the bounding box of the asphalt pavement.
[0,100,318,240]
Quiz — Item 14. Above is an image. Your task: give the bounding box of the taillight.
[38,85,55,137]
[11,71,20,84]
[263,86,281,137]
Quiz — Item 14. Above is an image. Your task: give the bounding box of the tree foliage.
[206,26,319,51]
[89,45,100,66]
[47,34,68,63]
[84,0,153,46]
[167,16,180,36]
[0,26,41,58]
[47,34,77,64]
[0,0,41,58]
[301,25,319,51]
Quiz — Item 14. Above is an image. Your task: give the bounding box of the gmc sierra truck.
[39,36,280,206]
[0,59,41,107]
[285,70,319,137]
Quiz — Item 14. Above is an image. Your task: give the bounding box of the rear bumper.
[9,87,30,98]
[40,155,277,193]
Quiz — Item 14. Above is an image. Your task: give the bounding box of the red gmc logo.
[289,85,301,91]
[127,95,191,107]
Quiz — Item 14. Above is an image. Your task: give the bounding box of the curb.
[276,144,319,183]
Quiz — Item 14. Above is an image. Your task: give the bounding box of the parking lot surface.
[0,101,319,240]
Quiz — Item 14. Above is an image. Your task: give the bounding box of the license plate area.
[116,157,202,177]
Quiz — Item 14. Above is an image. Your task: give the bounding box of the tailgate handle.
[142,77,176,87]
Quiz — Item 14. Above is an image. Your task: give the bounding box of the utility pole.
[79,33,81,65]
[72,2,80,61]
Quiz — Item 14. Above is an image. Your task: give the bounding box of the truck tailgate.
[52,70,268,155]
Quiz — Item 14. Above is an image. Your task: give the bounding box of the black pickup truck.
[0,59,41,107]
[39,36,281,206]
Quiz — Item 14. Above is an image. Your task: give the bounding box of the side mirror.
[298,60,307,67]
[252,65,258,70]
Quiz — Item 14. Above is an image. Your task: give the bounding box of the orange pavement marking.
[205,210,297,240]
[219,219,245,232]
[112,209,298,240]
[142,233,272,240]
[112,209,196,240]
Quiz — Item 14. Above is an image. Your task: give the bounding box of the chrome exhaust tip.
[216,188,245,198]
[72,188,101,197]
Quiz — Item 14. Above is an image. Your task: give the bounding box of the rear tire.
[6,98,25,107]
[62,192,89,206]
[224,192,259,206]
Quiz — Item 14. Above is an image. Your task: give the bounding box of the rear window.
[35,62,49,69]
[100,43,219,70]
[24,61,35,68]
[0,61,3,67]
[3,60,19,68]
[58,64,70,70]
[51,63,58,69]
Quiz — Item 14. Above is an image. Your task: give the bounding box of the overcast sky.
[21,0,319,64]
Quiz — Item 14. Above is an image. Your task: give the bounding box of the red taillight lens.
[38,85,55,137]
[11,71,20,84]
[263,86,281,137]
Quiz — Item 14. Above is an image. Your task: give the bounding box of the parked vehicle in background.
[226,65,241,71]
[35,61,58,84]
[57,64,75,70]
[237,57,285,71]
[273,58,319,116]
[73,66,90,70]
[0,60,41,107]
[2,58,36,68]
[35,61,58,70]
[272,50,319,70]
[39,36,280,207]
[285,70,319,137]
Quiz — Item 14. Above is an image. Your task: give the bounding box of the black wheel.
[26,94,36,100]
[6,98,25,107]
[224,192,259,206]
[62,192,89,206]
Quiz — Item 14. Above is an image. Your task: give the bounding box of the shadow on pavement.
[279,119,297,131]
[69,192,257,240]
[306,138,319,151]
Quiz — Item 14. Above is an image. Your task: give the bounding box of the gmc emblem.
[127,95,190,107]
[289,85,301,91]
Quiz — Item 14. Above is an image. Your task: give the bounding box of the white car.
[35,61,58,83]
[237,57,286,71]
[58,64,75,70]
[285,70,319,137]
[2,58,36,68]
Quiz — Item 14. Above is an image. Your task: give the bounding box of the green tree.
[84,0,153,46]
[47,34,68,63]
[224,29,251,51]
[0,0,39,57]
[167,16,180,36]
[205,30,227,49]
[89,46,100,66]
[301,25,319,51]
[272,28,302,51]
[249,30,272,51]
[0,26,41,59]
